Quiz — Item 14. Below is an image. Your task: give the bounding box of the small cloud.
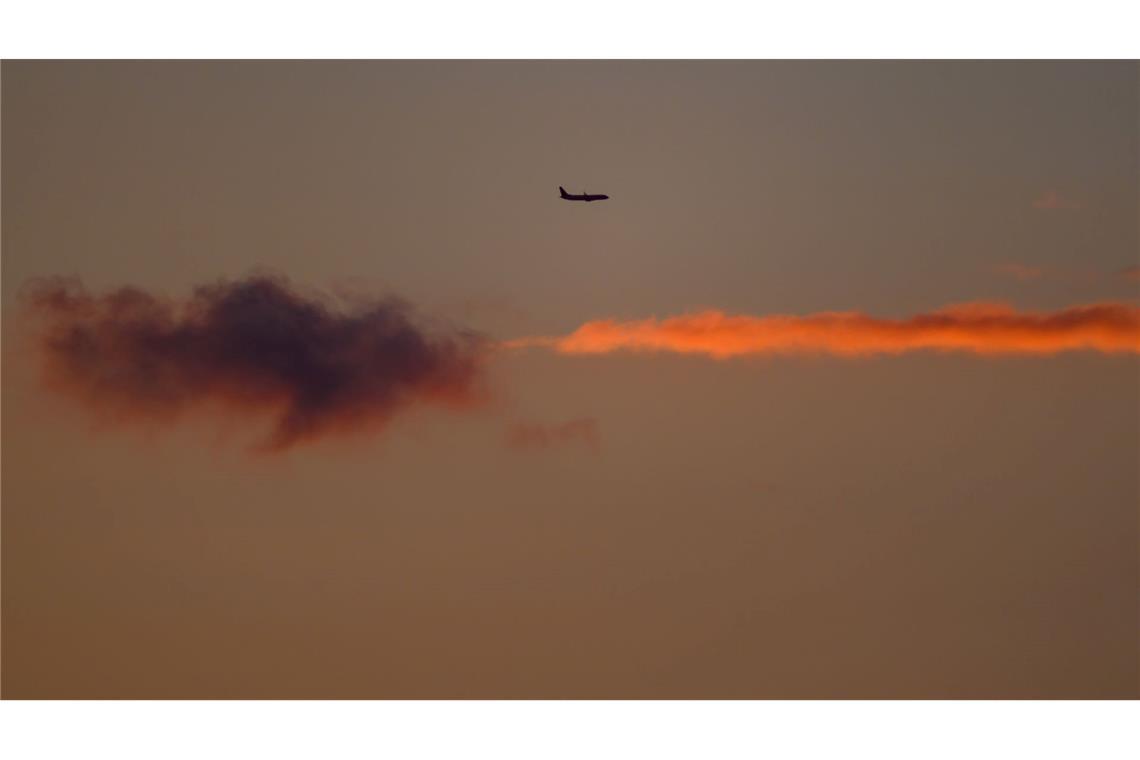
[1032,191,1081,210]
[505,417,600,452]
[1119,266,1140,282]
[993,262,1045,281]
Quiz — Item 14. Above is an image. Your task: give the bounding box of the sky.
[2,61,1137,698]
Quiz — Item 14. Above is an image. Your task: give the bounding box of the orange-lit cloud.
[1120,266,1140,282]
[23,276,488,451]
[505,418,600,452]
[507,302,1140,359]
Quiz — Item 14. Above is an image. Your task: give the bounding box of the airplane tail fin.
[559,186,569,198]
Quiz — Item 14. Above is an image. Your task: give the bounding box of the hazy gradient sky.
[3,61,1137,698]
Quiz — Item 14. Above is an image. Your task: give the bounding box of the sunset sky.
[2,61,1137,697]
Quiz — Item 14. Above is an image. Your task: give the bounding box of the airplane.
[560,186,610,202]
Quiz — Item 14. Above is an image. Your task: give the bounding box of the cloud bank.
[24,276,487,451]
[22,275,1139,453]
[508,302,1140,359]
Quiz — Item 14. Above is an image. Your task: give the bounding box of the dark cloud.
[505,417,600,452]
[23,275,488,451]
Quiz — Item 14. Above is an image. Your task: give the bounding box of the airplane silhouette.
[560,186,610,202]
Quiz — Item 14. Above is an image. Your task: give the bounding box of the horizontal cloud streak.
[508,302,1140,359]
[23,276,487,451]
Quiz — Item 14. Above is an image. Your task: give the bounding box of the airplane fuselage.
[559,186,609,202]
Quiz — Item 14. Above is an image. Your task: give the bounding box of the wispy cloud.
[1119,266,1140,282]
[505,418,600,452]
[508,302,1140,359]
[23,275,488,451]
